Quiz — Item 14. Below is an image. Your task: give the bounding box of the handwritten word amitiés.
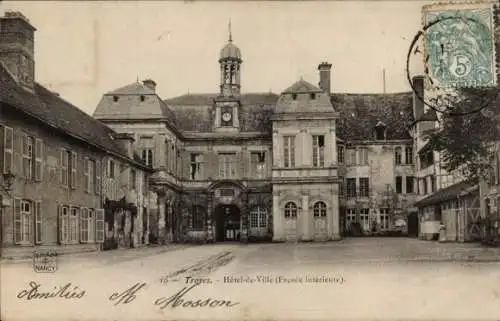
[109,282,147,306]
[17,281,86,300]
[154,284,239,309]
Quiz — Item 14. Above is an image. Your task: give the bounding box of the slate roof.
[94,81,178,126]
[0,64,150,170]
[332,92,415,141]
[414,181,478,208]
[275,79,335,114]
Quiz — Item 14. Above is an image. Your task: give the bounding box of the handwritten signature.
[154,283,239,309]
[17,281,86,300]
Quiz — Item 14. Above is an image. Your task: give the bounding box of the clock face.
[222,112,232,122]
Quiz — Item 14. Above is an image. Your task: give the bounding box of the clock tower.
[214,21,242,132]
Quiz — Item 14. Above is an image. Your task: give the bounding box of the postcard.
[1,1,500,320]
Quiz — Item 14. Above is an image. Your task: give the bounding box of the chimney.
[0,11,37,90]
[412,75,425,120]
[318,62,332,95]
[143,79,157,92]
[113,133,136,159]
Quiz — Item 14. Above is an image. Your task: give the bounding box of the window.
[84,158,96,193]
[59,205,79,244]
[22,134,33,179]
[249,207,267,228]
[14,199,32,244]
[379,208,390,230]
[80,208,96,243]
[3,126,13,174]
[283,136,295,168]
[310,93,316,100]
[346,148,356,165]
[292,93,297,100]
[375,126,386,140]
[346,209,357,229]
[358,148,368,165]
[190,206,206,229]
[347,178,357,197]
[250,152,266,179]
[34,200,42,244]
[359,177,370,197]
[422,177,428,195]
[140,95,145,102]
[406,176,414,194]
[396,176,402,194]
[312,135,325,167]
[313,201,327,217]
[70,151,78,189]
[405,146,413,164]
[190,154,204,180]
[142,149,154,167]
[34,139,43,181]
[430,175,436,193]
[284,202,297,218]
[219,153,237,178]
[359,208,370,231]
[60,149,69,186]
[219,188,235,197]
[337,146,344,164]
[395,147,402,165]
[107,159,115,178]
[130,169,137,189]
[95,209,105,243]
[113,96,119,102]
[339,177,345,196]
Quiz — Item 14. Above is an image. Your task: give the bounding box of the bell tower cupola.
[219,20,242,97]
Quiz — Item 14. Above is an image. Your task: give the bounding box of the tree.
[425,87,500,184]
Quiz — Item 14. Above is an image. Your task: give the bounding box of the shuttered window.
[14,199,32,244]
[80,207,89,243]
[22,134,33,179]
[3,126,13,174]
[95,209,105,243]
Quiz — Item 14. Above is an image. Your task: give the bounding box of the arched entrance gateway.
[208,180,248,243]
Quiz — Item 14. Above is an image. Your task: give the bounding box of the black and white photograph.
[0,1,500,320]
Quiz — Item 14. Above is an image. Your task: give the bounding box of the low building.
[0,11,154,256]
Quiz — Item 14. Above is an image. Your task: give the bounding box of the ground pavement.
[1,238,500,321]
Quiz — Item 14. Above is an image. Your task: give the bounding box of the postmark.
[406,1,500,116]
[33,249,58,273]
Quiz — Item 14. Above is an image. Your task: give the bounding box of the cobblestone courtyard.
[2,238,500,321]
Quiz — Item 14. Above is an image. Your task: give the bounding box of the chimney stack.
[318,62,332,95]
[412,75,425,120]
[143,79,157,92]
[0,11,36,90]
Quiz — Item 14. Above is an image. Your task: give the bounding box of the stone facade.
[94,29,419,243]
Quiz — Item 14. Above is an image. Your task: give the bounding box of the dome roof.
[220,41,241,60]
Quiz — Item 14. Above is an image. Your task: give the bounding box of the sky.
[1,1,430,115]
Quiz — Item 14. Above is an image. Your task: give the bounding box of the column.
[272,190,282,241]
[158,195,166,244]
[240,191,249,243]
[206,193,214,243]
[330,191,341,240]
[330,129,337,166]
[301,194,311,241]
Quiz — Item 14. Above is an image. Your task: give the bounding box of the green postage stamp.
[423,1,497,89]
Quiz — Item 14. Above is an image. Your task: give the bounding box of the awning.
[414,181,478,208]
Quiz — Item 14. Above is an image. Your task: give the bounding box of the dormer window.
[292,93,297,100]
[310,93,316,100]
[374,121,387,140]
[140,95,145,102]
[113,96,119,102]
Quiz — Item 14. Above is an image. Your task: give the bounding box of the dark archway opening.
[215,204,241,242]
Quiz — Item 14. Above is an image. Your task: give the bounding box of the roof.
[220,42,242,61]
[94,81,177,126]
[0,64,151,171]
[275,79,335,115]
[333,92,415,141]
[283,78,323,94]
[414,181,478,208]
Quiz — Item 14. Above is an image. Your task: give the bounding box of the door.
[313,201,328,239]
[407,212,419,237]
[215,205,241,242]
[284,202,298,241]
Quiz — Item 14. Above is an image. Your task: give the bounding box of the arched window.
[395,147,402,165]
[284,202,297,219]
[313,201,327,217]
[249,206,267,228]
[190,206,206,229]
